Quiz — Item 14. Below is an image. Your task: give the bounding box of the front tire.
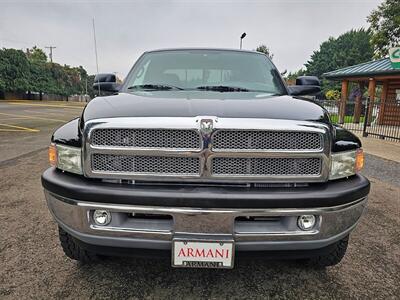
[308,235,349,268]
[58,226,99,264]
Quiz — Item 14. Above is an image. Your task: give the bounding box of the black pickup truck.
[42,48,370,269]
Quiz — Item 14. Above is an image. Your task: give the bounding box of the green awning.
[323,58,400,79]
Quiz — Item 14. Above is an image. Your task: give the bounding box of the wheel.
[307,235,349,268]
[58,226,99,264]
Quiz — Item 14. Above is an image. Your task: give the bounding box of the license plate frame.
[172,239,235,269]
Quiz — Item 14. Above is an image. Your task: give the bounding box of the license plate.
[172,240,234,269]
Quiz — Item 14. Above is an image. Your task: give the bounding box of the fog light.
[297,215,316,231]
[93,210,111,226]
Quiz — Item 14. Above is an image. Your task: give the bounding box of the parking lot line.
[0,112,68,122]
[0,123,39,132]
[22,109,79,117]
[0,117,31,120]
[7,99,85,105]
[5,101,85,109]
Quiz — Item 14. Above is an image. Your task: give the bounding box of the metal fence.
[318,98,400,142]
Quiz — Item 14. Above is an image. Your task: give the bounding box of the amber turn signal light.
[355,148,364,172]
[48,144,57,167]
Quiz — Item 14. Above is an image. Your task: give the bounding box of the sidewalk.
[356,135,400,163]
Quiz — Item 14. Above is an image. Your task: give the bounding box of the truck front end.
[42,49,369,268]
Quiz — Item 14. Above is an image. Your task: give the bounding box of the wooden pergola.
[323,58,400,125]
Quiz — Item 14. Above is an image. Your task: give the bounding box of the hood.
[82,91,330,124]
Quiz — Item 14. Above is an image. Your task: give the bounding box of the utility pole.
[45,46,56,63]
[85,78,88,102]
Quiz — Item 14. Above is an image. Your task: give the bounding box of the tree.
[0,48,30,93]
[26,48,90,98]
[0,46,94,99]
[28,61,49,99]
[367,0,400,58]
[305,29,374,78]
[86,75,96,98]
[76,65,90,94]
[26,46,47,63]
[284,69,306,84]
[303,29,374,95]
[255,45,274,60]
[0,78,5,92]
[26,47,50,99]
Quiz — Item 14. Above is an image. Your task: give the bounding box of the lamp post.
[240,32,246,49]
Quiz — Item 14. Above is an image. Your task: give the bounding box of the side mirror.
[93,73,120,93]
[288,76,321,96]
[295,76,320,86]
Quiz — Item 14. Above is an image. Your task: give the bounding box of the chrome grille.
[84,117,330,183]
[212,157,322,176]
[91,129,201,149]
[213,130,322,151]
[92,154,200,175]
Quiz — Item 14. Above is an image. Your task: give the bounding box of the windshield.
[123,50,286,94]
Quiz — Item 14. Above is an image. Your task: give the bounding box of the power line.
[45,46,56,63]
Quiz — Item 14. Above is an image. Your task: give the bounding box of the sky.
[0,0,383,78]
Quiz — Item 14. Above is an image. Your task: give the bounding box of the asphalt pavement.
[0,100,399,299]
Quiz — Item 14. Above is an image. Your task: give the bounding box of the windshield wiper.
[127,84,184,91]
[195,85,250,92]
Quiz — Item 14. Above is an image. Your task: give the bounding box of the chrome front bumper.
[44,190,368,251]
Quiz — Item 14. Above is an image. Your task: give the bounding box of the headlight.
[49,143,82,175]
[329,149,364,180]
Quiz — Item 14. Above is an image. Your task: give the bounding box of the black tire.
[58,226,99,264]
[307,235,349,268]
